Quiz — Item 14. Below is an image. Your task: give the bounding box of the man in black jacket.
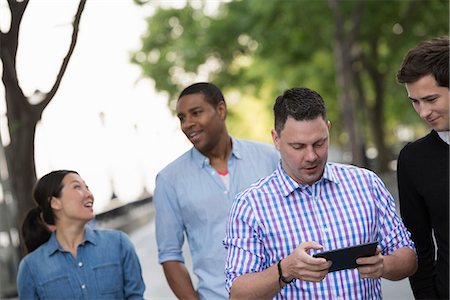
[396,36,449,299]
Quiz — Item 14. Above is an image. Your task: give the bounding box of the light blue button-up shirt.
[154,136,279,299]
[17,227,145,300]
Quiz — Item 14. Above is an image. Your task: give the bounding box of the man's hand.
[356,246,384,278]
[282,241,332,282]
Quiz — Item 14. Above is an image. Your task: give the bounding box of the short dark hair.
[274,87,327,135]
[178,82,225,108]
[396,36,449,88]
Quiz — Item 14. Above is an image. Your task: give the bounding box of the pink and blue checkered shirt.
[224,162,415,300]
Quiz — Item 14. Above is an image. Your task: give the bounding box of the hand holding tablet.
[313,242,379,272]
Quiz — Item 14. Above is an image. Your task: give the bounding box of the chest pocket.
[42,275,74,300]
[93,262,122,296]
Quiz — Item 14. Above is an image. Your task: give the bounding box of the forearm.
[162,261,199,300]
[382,248,417,281]
[230,264,282,300]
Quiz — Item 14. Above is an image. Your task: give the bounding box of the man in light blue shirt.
[153,82,279,299]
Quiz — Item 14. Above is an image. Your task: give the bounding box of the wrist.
[277,258,294,287]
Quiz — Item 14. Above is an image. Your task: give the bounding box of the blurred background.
[0,0,448,298]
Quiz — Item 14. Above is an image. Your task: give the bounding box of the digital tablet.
[313,241,378,272]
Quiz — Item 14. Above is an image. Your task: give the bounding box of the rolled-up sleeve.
[224,195,266,293]
[371,173,416,255]
[154,174,185,264]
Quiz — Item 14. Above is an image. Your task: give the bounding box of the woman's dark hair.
[397,36,449,88]
[273,87,327,135]
[21,170,78,253]
[178,82,225,108]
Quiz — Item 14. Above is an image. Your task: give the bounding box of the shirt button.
[315,196,319,201]
[224,190,228,195]
[78,262,83,267]
[81,284,86,289]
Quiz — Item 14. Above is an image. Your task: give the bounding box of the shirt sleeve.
[119,231,145,299]
[17,259,39,300]
[370,171,415,255]
[397,149,438,298]
[153,173,185,263]
[223,195,266,293]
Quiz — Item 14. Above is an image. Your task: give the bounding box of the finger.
[357,252,382,265]
[303,256,332,271]
[358,264,382,278]
[299,270,329,282]
[375,245,382,255]
[301,241,324,252]
[304,253,327,264]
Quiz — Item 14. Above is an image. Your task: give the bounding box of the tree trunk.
[361,38,390,173]
[370,76,390,172]
[5,118,38,236]
[328,0,366,167]
[0,0,86,258]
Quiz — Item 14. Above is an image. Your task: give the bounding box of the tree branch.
[7,0,29,36]
[1,0,29,107]
[37,0,87,111]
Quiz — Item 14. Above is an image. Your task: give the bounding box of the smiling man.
[396,36,449,300]
[224,87,417,299]
[153,82,279,299]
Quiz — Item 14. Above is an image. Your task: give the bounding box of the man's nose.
[306,146,318,161]
[418,102,432,119]
[182,115,195,130]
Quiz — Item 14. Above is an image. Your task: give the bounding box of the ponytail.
[21,206,51,253]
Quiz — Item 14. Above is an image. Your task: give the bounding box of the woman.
[17,170,145,299]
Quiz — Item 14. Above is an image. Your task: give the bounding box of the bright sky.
[0,0,191,213]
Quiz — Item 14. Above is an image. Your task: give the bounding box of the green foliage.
[358,0,448,124]
[132,0,449,150]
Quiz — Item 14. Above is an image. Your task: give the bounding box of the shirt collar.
[45,232,60,256]
[437,131,450,145]
[191,135,240,168]
[275,162,339,197]
[323,163,340,184]
[45,226,96,256]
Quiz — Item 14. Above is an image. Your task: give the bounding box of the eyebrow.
[408,94,440,101]
[288,136,328,146]
[177,105,202,118]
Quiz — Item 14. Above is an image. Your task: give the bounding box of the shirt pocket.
[42,275,74,300]
[93,262,122,296]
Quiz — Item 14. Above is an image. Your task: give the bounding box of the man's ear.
[50,196,62,211]
[217,101,227,120]
[271,129,280,151]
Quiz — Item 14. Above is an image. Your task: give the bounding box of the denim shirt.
[154,137,279,299]
[17,227,145,300]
